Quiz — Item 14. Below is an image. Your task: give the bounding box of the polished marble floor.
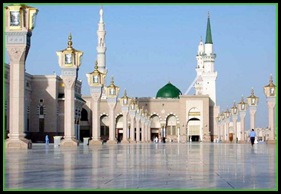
[4,142,277,191]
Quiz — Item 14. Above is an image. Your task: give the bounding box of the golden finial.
[95,60,98,70]
[269,74,273,84]
[124,89,127,97]
[68,33,72,48]
[251,87,254,96]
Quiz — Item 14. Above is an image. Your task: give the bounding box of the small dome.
[156,82,182,99]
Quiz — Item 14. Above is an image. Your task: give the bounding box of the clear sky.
[4,3,277,131]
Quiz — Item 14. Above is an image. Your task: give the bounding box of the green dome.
[156,82,182,99]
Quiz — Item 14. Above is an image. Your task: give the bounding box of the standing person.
[45,135,49,145]
[249,129,256,146]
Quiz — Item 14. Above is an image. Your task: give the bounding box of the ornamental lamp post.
[224,108,231,142]
[120,89,131,144]
[238,96,248,143]
[87,61,106,145]
[105,77,120,144]
[57,34,83,147]
[219,111,225,142]
[247,88,259,131]
[263,74,276,143]
[215,115,221,142]
[135,103,141,143]
[5,4,38,149]
[129,98,137,143]
[231,101,239,143]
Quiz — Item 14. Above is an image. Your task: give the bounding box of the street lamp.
[247,88,259,130]
[215,115,221,142]
[219,111,225,142]
[263,74,276,143]
[135,103,141,143]
[120,89,131,144]
[231,101,239,143]
[224,108,231,142]
[87,60,106,145]
[57,34,83,147]
[128,98,137,143]
[238,96,248,143]
[5,4,38,149]
[105,77,120,144]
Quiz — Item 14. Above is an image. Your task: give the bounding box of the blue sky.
[4,3,277,131]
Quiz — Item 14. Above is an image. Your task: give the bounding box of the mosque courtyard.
[4,142,277,191]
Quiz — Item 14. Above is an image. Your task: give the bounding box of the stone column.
[135,114,141,143]
[147,120,151,142]
[89,86,103,145]
[144,119,148,142]
[239,111,246,142]
[217,121,221,142]
[141,117,145,142]
[60,75,79,146]
[5,45,32,149]
[121,106,130,144]
[267,97,276,142]
[232,115,238,143]
[106,98,118,144]
[248,106,257,130]
[225,117,230,142]
[129,111,136,143]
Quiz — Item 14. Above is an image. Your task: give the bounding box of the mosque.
[4,5,276,147]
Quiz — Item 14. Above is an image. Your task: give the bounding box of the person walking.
[45,135,49,145]
[249,129,256,146]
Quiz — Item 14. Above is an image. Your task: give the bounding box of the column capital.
[62,76,76,89]
[6,46,28,63]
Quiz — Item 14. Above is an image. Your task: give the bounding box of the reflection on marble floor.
[4,143,277,191]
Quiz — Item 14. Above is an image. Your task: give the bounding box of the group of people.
[43,130,257,146]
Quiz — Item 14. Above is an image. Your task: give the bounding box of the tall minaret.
[200,12,217,105]
[96,6,107,75]
[195,37,204,95]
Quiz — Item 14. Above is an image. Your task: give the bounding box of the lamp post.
[120,89,131,144]
[56,34,83,147]
[231,101,239,143]
[146,117,151,142]
[247,88,259,130]
[87,61,106,145]
[105,77,120,144]
[263,74,276,143]
[219,112,225,142]
[129,99,137,143]
[5,4,38,149]
[144,109,150,142]
[238,96,248,143]
[215,115,221,142]
[135,105,141,143]
[224,108,231,142]
[140,108,145,142]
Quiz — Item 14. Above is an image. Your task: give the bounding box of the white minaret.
[196,13,217,105]
[96,7,107,75]
[195,37,204,95]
